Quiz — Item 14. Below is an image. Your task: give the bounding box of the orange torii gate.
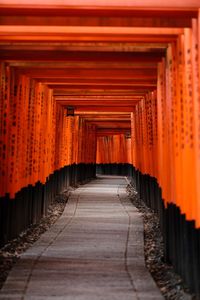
[0,1,200,296]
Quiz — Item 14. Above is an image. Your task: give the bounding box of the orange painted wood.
[0,5,198,16]
[130,16,200,228]
[96,134,131,164]
[0,15,193,28]
[0,50,164,63]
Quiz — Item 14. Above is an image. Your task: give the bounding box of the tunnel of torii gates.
[0,0,200,295]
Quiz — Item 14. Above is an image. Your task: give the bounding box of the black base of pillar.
[0,163,96,247]
[133,168,200,296]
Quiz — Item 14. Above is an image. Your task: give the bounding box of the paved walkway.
[0,176,163,300]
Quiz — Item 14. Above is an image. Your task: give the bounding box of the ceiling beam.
[15,68,157,79]
[0,5,198,16]
[1,50,164,62]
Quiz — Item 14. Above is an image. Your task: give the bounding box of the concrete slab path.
[0,176,163,300]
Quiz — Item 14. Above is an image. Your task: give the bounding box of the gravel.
[0,187,73,290]
[0,179,196,299]
[127,181,195,300]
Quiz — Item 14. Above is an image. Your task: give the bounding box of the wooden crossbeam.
[0,5,198,16]
[15,68,157,79]
[73,106,136,112]
[36,78,158,85]
[1,51,164,62]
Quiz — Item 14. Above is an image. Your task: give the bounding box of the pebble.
[0,188,71,290]
[127,182,194,300]
[0,181,195,299]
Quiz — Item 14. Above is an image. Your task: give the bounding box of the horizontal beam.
[0,34,179,43]
[53,87,153,95]
[55,96,146,100]
[56,94,144,99]
[37,78,157,85]
[0,26,182,50]
[0,42,167,52]
[86,121,131,129]
[1,50,164,62]
[75,111,131,115]
[79,117,130,121]
[53,88,154,94]
[16,68,157,79]
[72,106,136,112]
[0,25,184,35]
[0,15,193,28]
[0,5,198,14]
[86,119,131,122]
[8,61,158,69]
[59,102,141,107]
[49,86,156,91]
[57,97,143,102]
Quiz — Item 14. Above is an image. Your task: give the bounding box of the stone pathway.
[0,176,163,300]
